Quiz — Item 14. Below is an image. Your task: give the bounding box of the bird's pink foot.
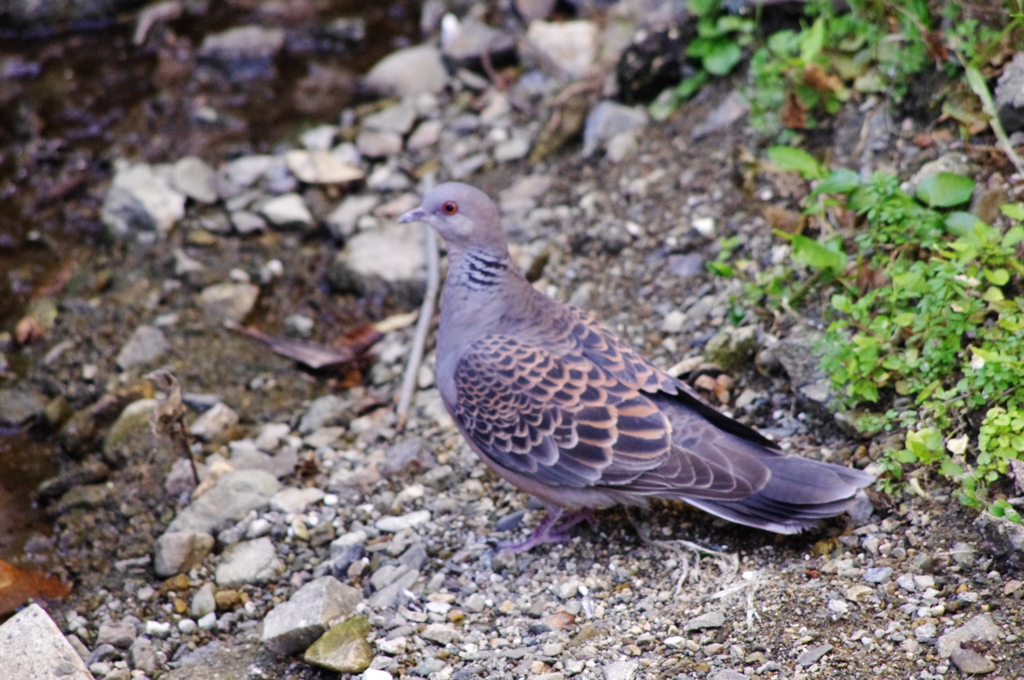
[498,508,597,553]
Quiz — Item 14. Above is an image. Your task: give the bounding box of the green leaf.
[1003,225,1024,247]
[939,460,964,478]
[814,168,861,194]
[688,0,719,16]
[767,147,824,179]
[983,287,1005,302]
[983,268,1009,286]
[700,39,743,76]
[790,234,846,275]
[649,72,711,121]
[916,172,975,208]
[1000,203,1024,221]
[799,17,825,63]
[944,211,981,236]
[706,261,735,277]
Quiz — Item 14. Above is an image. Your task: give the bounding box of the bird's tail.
[681,456,875,534]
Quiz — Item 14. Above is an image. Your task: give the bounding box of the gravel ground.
[2,4,1023,680]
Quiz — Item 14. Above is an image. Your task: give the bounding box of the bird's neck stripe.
[460,250,507,288]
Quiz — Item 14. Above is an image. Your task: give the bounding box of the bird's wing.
[453,333,671,489]
[453,329,770,500]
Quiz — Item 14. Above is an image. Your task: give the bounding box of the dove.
[399,182,874,552]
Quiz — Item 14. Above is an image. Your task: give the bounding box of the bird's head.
[398,182,507,255]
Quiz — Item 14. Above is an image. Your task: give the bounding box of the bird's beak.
[398,206,427,224]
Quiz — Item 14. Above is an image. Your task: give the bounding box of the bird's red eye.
[443,201,458,215]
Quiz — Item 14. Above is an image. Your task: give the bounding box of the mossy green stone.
[303,616,373,673]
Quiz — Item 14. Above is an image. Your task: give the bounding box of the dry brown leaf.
[803,64,843,92]
[762,205,806,235]
[781,91,807,129]
[0,560,72,614]
[227,321,381,371]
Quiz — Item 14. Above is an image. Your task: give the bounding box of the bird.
[399,182,874,552]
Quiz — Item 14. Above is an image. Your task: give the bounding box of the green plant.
[650,0,756,121]
[746,0,1024,137]
[734,143,1024,518]
[818,176,1024,516]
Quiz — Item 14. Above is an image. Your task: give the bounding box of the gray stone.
[220,155,276,189]
[683,610,725,631]
[366,569,419,609]
[262,576,363,655]
[198,25,284,78]
[381,438,436,476]
[364,44,448,97]
[974,511,1024,562]
[515,0,556,22]
[271,487,326,515]
[285,314,314,338]
[950,541,977,566]
[167,469,281,534]
[376,510,430,533]
[796,643,833,667]
[191,582,216,619]
[325,194,381,240]
[102,162,186,238]
[582,101,648,156]
[704,325,757,374]
[300,125,338,151]
[691,90,750,139]
[0,388,47,426]
[996,51,1024,133]
[115,325,170,370]
[96,618,137,648]
[421,623,461,645]
[603,660,639,680]
[499,176,552,212]
[228,440,299,479]
[129,636,157,674]
[937,614,1000,658]
[153,530,215,577]
[667,253,705,279]
[710,672,747,680]
[494,136,532,162]
[189,402,239,441]
[259,193,315,230]
[356,129,403,158]
[0,604,93,680]
[863,567,892,583]
[171,156,218,204]
[215,537,285,586]
[304,616,373,673]
[363,103,418,135]
[197,282,259,322]
[441,19,516,68]
[371,564,413,591]
[173,247,205,277]
[328,221,426,306]
[914,622,936,641]
[526,20,597,80]
[285,150,364,185]
[949,647,996,675]
[407,119,443,151]
[230,210,267,234]
[299,395,351,434]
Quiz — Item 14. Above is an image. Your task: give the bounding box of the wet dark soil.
[0,0,420,564]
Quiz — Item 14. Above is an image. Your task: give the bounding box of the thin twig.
[396,197,441,432]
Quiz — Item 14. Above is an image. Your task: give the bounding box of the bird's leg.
[498,508,598,553]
